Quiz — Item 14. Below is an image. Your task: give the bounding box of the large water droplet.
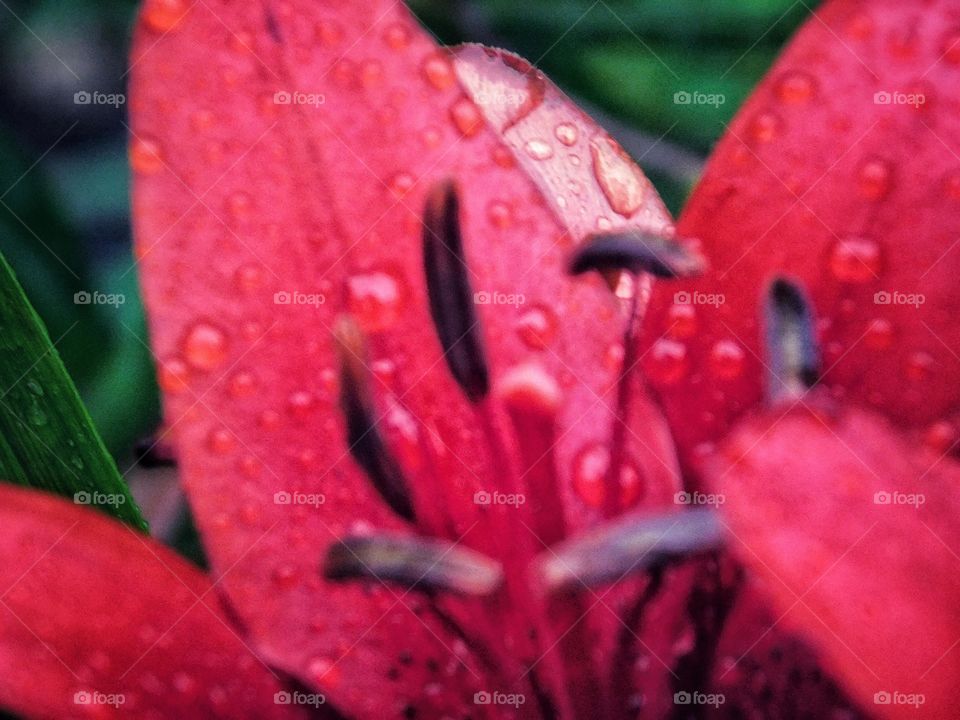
[590,137,647,217]
[572,443,642,510]
[516,305,558,350]
[347,269,405,332]
[183,322,229,371]
[829,236,882,283]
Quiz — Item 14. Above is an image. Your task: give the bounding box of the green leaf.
[0,249,146,530]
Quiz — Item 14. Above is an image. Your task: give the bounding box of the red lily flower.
[0,0,954,718]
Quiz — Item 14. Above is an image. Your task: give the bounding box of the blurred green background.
[0,0,814,468]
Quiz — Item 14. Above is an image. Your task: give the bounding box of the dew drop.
[207,428,235,455]
[492,145,515,168]
[450,98,483,137]
[347,269,405,332]
[143,0,187,33]
[183,322,229,371]
[524,138,554,160]
[905,351,934,381]
[421,126,441,148]
[856,157,892,200]
[516,305,558,350]
[554,122,578,146]
[422,53,455,90]
[666,303,698,339]
[158,356,190,394]
[272,564,299,589]
[487,200,513,229]
[228,370,257,397]
[775,71,817,104]
[590,137,646,217]
[316,20,343,47]
[383,23,411,50]
[572,443,642,509]
[387,171,415,198]
[923,421,956,453]
[258,409,281,430]
[709,340,746,380]
[643,339,689,385]
[130,137,165,175]
[233,264,263,293]
[864,318,894,350]
[749,111,781,143]
[306,657,341,687]
[829,236,882,283]
[287,390,316,418]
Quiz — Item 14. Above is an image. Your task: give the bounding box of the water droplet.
[238,455,261,478]
[604,343,625,371]
[360,59,384,88]
[643,339,689,385]
[554,122,578,146]
[347,269,405,332]
[130,137,164,175]
[422,53,455,90]
[857,157,892,200]
[306,657,341,687]
[572,443,642,509]
[258,409,281,430]
[524,138,554,160]
[666,303,697,339]
[516,305,557,350]
[316,20,343,47]
[864,318,894,350]
[844,12,874,40]
[183,322,228,371]
[905,351,934,381]
[28,404,47,427]
[287,390,315,418]
[143,0,187,33]
[272,564,299,588]
[829,236,882,283]
[233,264,263,293]
[387,171,415,198]
[709,340,745,379]
[207,428,235,455]
[487,200,513,229]
[383,23,411,50]
[421,126,441,148]
[450,98,483,137]
[172,671,196,695]
[26,379,43,396]
[590,137,647,217]
[158,356,190,394]
[749,111,781,143]
[775,71,817,104]
[492,145,515,168]
[924,421,956,453]
[228,371,256,397]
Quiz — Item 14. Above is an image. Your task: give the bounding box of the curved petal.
[129,0,680,714]
[642,0,960,470]
[705,400,960,718]
[0,485,309,719]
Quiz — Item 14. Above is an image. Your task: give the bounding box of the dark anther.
[569,230,705,278]
[765,277,820,401]
[422,179,490,402]
[335,317,416,522]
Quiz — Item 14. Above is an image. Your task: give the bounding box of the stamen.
[765,277,820,402]
[422,179,490,402]
[569,231,705,278]
[335,317,416,522]
[323,534,504,596]
[534,508,725,593]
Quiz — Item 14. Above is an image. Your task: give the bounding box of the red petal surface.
[130,0,680,713]
[0,485,306,720]
[642,0,960,470]
[705,400,960,719]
